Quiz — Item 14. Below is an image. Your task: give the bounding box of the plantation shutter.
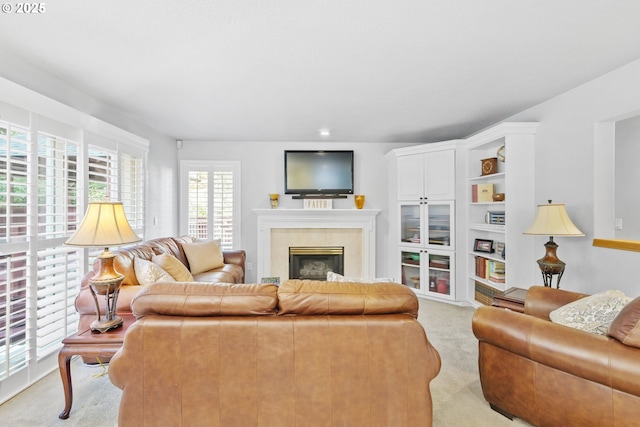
[0,103,148,402]
[0,120,30,380]
[181,161,240,251]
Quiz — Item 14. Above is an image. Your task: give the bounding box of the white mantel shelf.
[254,208,380,281]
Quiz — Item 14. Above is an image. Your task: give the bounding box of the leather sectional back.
[278,279,419,317]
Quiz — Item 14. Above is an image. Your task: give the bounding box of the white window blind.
[34,132,81,359]
[120,153,144,232]
[88,145,118,202]
[181,161,240,251]
[0,105,148,403]
[0,121,31,381]
[37,133,79,240]
[212,170,234,250]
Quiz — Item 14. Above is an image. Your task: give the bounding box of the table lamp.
[65,202,141,332]
[523,200,584,288]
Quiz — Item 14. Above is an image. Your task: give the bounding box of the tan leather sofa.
[75,236,246,332]
[472,286,640,427]
[109,280,442,427]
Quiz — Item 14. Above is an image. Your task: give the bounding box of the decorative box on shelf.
[471,183,494,203]
[486,211,505,225]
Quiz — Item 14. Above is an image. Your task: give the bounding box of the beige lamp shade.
[65,202,141,247]
[523,202,584,236]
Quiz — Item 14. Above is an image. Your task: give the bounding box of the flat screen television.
[284,150,354,196]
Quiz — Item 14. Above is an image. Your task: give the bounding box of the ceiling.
[1,0,640,143]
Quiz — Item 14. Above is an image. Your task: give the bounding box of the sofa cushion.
[278,279,418,317]
[133,257,176,286]
[550,290,632,335]
[607,296,640,348]
[182,240,224,275]
[152,253,194,282]
[327,271,394,283]
[131,282,278,318]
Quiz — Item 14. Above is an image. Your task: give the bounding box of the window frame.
[179,160,241,250]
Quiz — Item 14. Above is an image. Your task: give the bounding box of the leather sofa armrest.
[223,250,246,282]
[524,286,590,320]
[472,306,640,397]
[74,270,96,314]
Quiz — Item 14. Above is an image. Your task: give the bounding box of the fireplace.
[289,246,344,280]
[254,208,380,281]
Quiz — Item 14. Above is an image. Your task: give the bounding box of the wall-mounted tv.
[284,150,354,196]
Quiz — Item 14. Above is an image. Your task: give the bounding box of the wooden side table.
[492,287,528,313]
[58,314,135,419]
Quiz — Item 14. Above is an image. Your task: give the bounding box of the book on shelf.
[475,256,487,279]
[476,256,506,282]
[488,260,506,283]
[474,183,494,202]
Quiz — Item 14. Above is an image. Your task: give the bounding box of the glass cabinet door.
[426,201,454,249]
[399,203,421,246]
[427,251,452,296]
[400,249,422,292]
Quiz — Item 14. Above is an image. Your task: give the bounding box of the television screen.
[284,150,354,195]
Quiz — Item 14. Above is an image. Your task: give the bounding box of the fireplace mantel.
[254,209,380,281]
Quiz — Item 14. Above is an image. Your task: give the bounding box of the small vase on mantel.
[269,193,279,209]
[354,195,365,209]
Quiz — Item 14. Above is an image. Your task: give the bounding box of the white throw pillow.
[550,290,632,335]
[152,253,194,282]
[182,240,224,275]
[326,271,394,283]
[134,257,176,286]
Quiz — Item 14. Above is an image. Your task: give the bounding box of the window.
[1,124,83,387]
[180,161,241,250]
[0,102,148,403]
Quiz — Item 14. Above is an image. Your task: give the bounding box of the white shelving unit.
[388,141,457,301]
[464,122,538,305]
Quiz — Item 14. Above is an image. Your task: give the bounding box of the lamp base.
[89,248,125,333]
[537,237,566,288]
[90,315,123,333]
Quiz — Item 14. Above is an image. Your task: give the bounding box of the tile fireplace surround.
[254,209,380,282]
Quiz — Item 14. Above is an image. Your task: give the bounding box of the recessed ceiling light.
[318,128,331,138]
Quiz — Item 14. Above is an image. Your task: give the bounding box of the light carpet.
[0,297,532,426]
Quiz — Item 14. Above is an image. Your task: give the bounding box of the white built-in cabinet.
[388,123,539,306]
[397,149,455,201]
[389,141,457,301]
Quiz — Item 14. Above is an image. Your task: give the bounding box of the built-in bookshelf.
[465,123,538,305]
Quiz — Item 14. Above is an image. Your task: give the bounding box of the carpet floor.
[0,297,532,426]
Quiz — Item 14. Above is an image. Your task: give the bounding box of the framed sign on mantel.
[304,199,333,209]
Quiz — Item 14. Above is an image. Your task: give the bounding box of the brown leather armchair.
[472,286,640,427]
[109,280,442,427]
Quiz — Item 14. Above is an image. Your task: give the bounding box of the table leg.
[58,347,73,419]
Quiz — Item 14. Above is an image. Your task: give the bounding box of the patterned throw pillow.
[550,290,632,335]
[134,257,176,286]
[326,271,394,283]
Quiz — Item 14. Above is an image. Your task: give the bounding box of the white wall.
[615,115,640,240]
[505,58,640,297]
[178,141,415,283]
